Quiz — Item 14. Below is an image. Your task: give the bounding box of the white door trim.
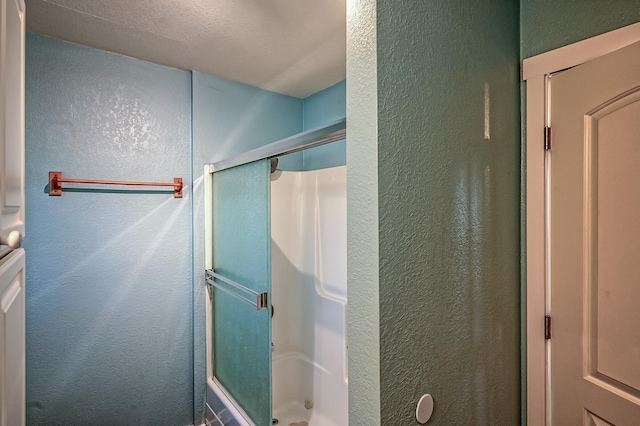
[523,22,640,426]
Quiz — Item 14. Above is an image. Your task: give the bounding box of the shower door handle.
[205,269,269,311]
[0,231,21,249]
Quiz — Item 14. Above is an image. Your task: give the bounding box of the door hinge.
[545,315,552,340]
[544,126,552,151]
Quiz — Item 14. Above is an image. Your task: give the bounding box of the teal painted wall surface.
[25,34,193,425]
[374,0,521,424]
[191,71,302,423]
[277,79,346,171]
[520,0,640,59]
[301,80,346,170]
[303,80,346,130]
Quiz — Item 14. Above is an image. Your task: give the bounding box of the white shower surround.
[271,166,348,426]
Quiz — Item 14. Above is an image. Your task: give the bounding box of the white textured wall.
[346,0,380,424]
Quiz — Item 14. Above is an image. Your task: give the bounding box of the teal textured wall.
[347,0,521,423]
[277,79,346,171]
[25,33,193,425]
[303,80,346,130]
[301,80,346,170]
[520,0,640,59]
[376,1,521,422]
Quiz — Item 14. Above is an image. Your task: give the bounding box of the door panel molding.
[584,410,614,426]
[584,87,640,401]
[0,0,26,236]
[0,249,25,426]
[523,23,640,426]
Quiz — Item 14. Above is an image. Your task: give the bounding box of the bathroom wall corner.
[346,0,381,424]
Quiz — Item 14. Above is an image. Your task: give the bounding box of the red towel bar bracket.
[49,171,183,198]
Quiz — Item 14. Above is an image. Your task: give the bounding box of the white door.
[549,40,640,425]
[0,249,24,426]
[0,0,25,425]
[0,0,25,238]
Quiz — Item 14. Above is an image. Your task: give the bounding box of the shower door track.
[209,117,346,173]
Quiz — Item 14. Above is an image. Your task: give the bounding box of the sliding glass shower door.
[209,159,271,426]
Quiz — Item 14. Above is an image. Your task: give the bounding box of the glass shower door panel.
[212,159,271,426]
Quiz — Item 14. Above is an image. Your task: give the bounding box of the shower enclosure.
[271,165,347,425]
[203,119,347,426]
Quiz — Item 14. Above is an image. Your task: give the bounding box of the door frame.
[523,22,640,426]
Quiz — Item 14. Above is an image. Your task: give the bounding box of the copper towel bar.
[49,171,183,198]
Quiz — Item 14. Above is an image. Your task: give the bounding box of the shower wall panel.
[271,166,347,425]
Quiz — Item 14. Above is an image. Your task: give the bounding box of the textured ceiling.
[25,0,346,98]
